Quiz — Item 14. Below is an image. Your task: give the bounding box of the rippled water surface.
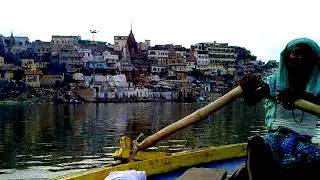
[0,100,267,179]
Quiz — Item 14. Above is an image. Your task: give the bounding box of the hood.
[276,38,320,93]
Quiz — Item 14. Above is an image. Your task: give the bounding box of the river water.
[0,100,267,179]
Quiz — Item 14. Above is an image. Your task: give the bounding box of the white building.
[186,61,196,72]
[51,35,80,45]
[196,54,210,70]
[139,40,151,51]
[193,41,236,71]
[114,36,128,51]
[14,37,29,46]
[148,45,171,63]
[79,48,93,66]
[51,35,81,53]
[174,46,187,62]
[103,50,119,62]
[103,50,120,69]
[150,64,166,74]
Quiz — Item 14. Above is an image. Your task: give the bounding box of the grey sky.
[1,0,319,61]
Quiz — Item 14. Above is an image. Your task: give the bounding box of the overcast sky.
[1,0,319,61]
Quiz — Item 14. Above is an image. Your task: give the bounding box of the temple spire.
[130,20,134,32]
[9,30,15,47]
[127,23,139,59]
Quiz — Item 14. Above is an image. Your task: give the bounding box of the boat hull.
[149,157,245,179]
[54,143,247,180]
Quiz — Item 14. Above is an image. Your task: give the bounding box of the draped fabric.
[264,127,320,167]
[264,38,320,128]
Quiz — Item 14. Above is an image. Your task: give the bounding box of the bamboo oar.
[134,86,320,152]
[137,86,243,151]
[294,99,320,118]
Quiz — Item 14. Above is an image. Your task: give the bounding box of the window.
[149,51,155,55]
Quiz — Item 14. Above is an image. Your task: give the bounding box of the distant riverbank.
[1,85,227,104]
[0,87,74,104]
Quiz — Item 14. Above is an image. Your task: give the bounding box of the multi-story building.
[148,47,170,63]
[196,54,210,70]
[21,59,35,69]
[114,36,128,51]
[193,41,237,71]
[0,56,18,80]
[14,37,29,47]
[167,51,188,80]
[148,45,175,63]
[59,49,84,73]
[78,48,93,67]
[186,61,196,72]
[51,35,81,52]
[24,64,43,87]
[150,63,167,75]
[103,49,120,70]
[33,40,51,62]
[51,35,80,45]
[138,40,151,51]
[174,45,187,62]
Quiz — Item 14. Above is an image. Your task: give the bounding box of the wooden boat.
[53,86,320,180]
[54,142,247,180]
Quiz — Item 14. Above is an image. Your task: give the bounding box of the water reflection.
[0,100,266,178]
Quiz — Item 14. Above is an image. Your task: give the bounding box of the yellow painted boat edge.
[53,143,247,180]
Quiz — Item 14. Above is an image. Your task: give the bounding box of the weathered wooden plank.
[177,168,227,180]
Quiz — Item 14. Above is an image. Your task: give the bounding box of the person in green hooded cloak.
[230,38,320,180]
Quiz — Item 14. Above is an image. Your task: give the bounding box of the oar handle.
[294,99,320,118]
[137,86,243,151]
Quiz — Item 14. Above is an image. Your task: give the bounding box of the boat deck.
[150,157,245,180]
